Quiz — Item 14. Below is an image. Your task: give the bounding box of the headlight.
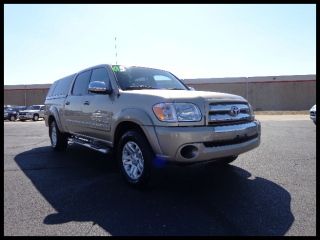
[248,103,255,120]
[153,103,202,122]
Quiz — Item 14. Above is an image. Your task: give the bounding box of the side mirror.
[88,81,113,94]
[188,86,196,91]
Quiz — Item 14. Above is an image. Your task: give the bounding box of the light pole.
[115,36,118,65]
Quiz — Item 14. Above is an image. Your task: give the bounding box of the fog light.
[180,145,198,159]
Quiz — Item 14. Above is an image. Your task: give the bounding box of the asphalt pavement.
[4,116,316,236]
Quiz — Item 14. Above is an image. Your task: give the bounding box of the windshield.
[27,105,40,110]
[111,65,188,91]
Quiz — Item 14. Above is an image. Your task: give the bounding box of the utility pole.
[24,84,27,106]
[114,36,118,65]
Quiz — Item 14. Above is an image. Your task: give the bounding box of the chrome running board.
[69,137,110,154]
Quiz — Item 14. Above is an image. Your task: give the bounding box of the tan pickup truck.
[44,64,261,186]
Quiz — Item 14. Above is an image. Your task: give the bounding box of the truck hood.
[124,89,246,102]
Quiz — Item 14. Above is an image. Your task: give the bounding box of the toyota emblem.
[230,106,240,116]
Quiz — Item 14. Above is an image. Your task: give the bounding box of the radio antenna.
[114,36,118,65]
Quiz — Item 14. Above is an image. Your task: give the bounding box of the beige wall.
[4,75,316,110]
[187,80,316,111]
[4,88,49,106]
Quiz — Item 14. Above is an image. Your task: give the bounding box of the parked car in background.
[4,106,27,121]
[310,105,316,125]
[18,105,45,121]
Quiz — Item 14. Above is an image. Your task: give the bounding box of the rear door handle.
[65,101,70,105]
[83,101,90,105]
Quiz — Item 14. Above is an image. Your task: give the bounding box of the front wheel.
[218,155,238,164]
[117,130,154,187]
[9,115,16,121]
[49,120,68,151]
[208,155,238,167]
[33,114,39,121]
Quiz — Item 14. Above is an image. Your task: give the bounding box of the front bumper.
[18,114,33,120]
[310,112,316,122]
[153,120,261,163]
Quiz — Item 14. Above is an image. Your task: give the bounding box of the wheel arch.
[113,121,148,150]
[112,108,162,155]
[46,106,65,132]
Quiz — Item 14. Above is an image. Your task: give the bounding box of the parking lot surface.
[4,116,316,236]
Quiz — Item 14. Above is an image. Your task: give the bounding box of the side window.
[48,74,75,97]
[72,70,92,96]
[40,106,45,111]
[52,75,75,96]
[90,68,111,85]
[47,81,57,97]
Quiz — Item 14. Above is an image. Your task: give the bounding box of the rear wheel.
[117,130,154,187]
[49,120,68,151]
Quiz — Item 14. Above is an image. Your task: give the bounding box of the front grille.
[208,102,252,125]
[204,133,259,147]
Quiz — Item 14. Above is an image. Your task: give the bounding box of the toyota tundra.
[44,64,261,186]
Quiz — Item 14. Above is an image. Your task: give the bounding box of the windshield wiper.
[123,85,158,90]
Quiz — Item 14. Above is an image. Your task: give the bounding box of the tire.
[33,114,39,121]
[9,115,16,121]
[49,120,68,151]
[117,130,154,187]
[208,155,238,166]
[218,155,238,164]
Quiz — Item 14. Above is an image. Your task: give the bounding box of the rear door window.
[52,75,75,96]
[47,81,57,97]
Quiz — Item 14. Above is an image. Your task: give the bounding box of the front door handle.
[65,101,70,105]
[83,101,90,105]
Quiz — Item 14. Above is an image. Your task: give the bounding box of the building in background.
[4,74,316,110]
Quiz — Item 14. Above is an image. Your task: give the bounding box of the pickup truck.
[44,64,261,187]
[18,105,45,121]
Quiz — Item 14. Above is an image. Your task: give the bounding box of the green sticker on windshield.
[112,65,121,72]
[112,65,127,72]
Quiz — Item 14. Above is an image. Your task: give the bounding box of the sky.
[4,4,316,85]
